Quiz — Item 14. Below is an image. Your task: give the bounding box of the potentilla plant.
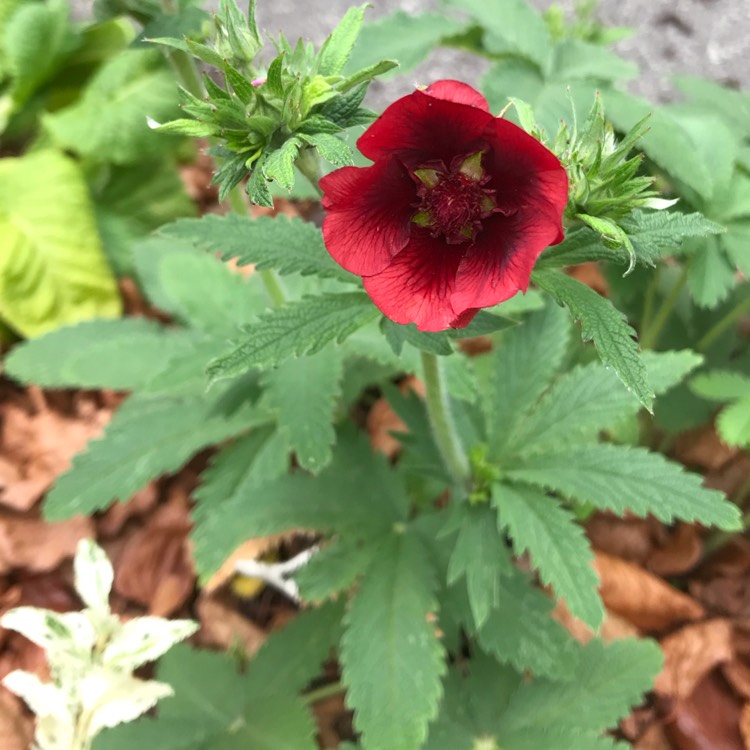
[3,2,744,749]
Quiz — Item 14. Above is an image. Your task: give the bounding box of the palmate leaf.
[0,150,121,337]
[341,530,445,750]
[43,49,179,164]
[4,318,198,390]
[157,213,353,282]
[44,391,266,521]
[507,443,741,530]
[494,484,602,629]
[260,347,344,473]
[97,603,343,750]
[206,292,379,383]
[532,269,653,410]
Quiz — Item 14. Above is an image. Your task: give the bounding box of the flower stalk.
[421,351,470,487]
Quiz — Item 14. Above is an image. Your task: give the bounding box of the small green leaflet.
[493,484,602,629]
[686,237,737,309]
[206,292,378,384]
[317,3,368,76]
[157,213,352,282]
[533,269,653,411]
[341,530,445,750]
[692,371,750,448]
[262,137,302,191]
[507,443,741,530]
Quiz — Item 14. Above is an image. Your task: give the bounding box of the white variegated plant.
[1,539,198,750]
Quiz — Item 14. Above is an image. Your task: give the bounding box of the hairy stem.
[303,681,346,705]
[296,147,325,197]
[421,351,470,487]
[640,264,690,350]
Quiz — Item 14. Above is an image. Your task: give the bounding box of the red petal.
[357,88,495,167]
[424,80,489,111]
[363,234,465,332]
[320,158,415,276]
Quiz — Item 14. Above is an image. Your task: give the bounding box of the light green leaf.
[552,39,636,82]
[723,222,750,275]
[675,75,750,141]
[341,530,445,750]
[716,395,750,447]
[691,371,750,402]
[298,132,353,167]
[206,292,378,383]
[44,392,262,521]
[157,213,352,282]
[494,484,602,629]
[533,269,653,411]
[318,3,368,76]
[4,318,196,390]
[0,150,121,337]
[687,238,737,308]
[263,137,302,191]
[44,49,179,164]
[475,301,570,458]
[507,443,741,530]
[261,348,344,473]
[446,504,514,630]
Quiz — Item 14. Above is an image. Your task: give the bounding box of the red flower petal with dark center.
[320,80,569,332]
[320,157,414,276]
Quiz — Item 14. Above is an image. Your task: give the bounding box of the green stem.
[303,681,345,705]
[696,295,750,353]
[640,264,689,350]
[296,147,324,197]
[421,351,470,487]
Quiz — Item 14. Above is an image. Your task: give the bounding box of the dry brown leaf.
[0,515,94,575]
[97,483,160,539]
[649,524,703,578]
[367,376,424,457]
[595,551,705,631]
[673,424,738,472]
[195,591,266,656]
[553,599,639,644]
[313,693,348,749]
[568,261,610,295]
[204,535,288,595]
[706,454,750,502]
[740,702,750,750]
[636,723,674,750]
[587,513,658,565]
[724,662,750,701]
[656,619,735,699]
[0,689,33,750]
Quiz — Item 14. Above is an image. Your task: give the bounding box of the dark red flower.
[320,80,569,331]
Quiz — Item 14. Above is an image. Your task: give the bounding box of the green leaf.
[261,347,344,473]
[493,484,602,629]
[157,213,352,282]
[533,269,653,411]
[507,443,741,530]
[318,3,368,76]
[446,504,514,630]
[44,49,179,164]
[4,318,197,390]
[341,530,445,750]
[687,238,736,308]
[298,132,353,167]
[192,429,407,578]
[717,395,750,447]
[346,11,460,76]
[44,391,262,521]
[0,150,121,337]
[263,137,302,191]
[475,302,570,458]
[133,238,264,335]
[381,318,454,356]
[475,568,577,680]
[206,292,378,383]
[552,39,636,83]
[692,371,750,402]
[675,75,750,141]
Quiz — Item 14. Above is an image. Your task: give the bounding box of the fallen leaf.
[655,619,734,699]
[97,483,160,538]
[587,513,659,565]
[204,535,288,595]
[648,524,703,578]
[635,723,674,750]
[724,661,750,701]
[367,376,424,458]
[553,598,639,644]
[740,702,750,750]
[673,425,738,472]
[568,261,609,295]
[595,551,705,631]
[195,591,266,656]
[0,689,33,750]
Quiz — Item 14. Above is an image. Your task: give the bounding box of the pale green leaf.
[44,49,179,164]
[44,392,262,521]
[262,137,302,191]
[675,75,750,141]
[716,395,750,447]
[494,484,602,628]
[298,132,353,167]
[318,4,368,76]
[687,238,737,308]
[4,318,197,390]
[691,371,750,402]
[507,443,741,529]
[261,348,344,473]
[0,150,121,337]
[533,269,653,410]
[552,39,636,82]
[341,530,445,750]
[206,292,378,383]
[157,213,351,282]
[723,222,750,275]
[74,539,113,612]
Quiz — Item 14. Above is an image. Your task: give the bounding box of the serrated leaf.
[475,568,577,680]
[299,132,353,167]
[261,348,343,473]
[475,302,570,458]
[716,395,750,447]
[5,318,196,390]
[0,150,121,337]
[207,292,378,383]
[262,137,302,191]
[318,3,368,76]
[381,318,454,356]
[687,238,736,308]
[691,371,750,402]
[552,39,636,83]
[157,213,352,282]
[507,443,741,530]
[493,484,602,628]
[44,49,179,164]
[446,504,514,630]
[533,269,653,410]
[44,392,262,521]
[341,530,445,750]
[675,75,750,141]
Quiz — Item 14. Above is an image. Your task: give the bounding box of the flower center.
[410,151,499,244]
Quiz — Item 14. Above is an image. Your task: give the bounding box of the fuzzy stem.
[421,351,470,487]
[696,295,750,353]
[296,148,325,197]
[640,264,689,350]
[304,681,345,705]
